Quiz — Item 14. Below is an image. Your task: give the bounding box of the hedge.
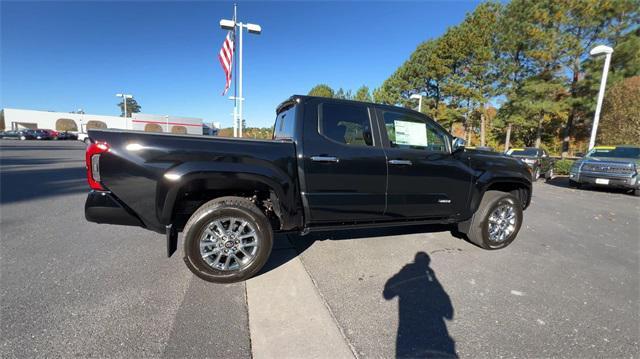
[553,159,575,175]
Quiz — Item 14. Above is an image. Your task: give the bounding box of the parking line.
[246,248,355,359]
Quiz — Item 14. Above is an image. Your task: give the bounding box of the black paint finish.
[85,96,532,235]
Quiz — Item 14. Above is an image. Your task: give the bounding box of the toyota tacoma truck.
[85,96,532,283]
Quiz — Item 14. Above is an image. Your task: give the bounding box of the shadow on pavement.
[384,252,457,358]
[257,224,455,278]
[0,166,87,204]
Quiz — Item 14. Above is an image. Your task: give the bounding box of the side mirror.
[452,137,466,152]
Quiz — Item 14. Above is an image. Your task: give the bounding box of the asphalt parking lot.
[1,140,639,358]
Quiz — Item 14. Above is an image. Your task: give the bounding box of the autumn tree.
[597,76,640,145]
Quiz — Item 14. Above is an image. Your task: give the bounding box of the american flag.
[218,30,235,95]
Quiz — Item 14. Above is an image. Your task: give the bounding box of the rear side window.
[319,103,373,146]
[273,106,296,140]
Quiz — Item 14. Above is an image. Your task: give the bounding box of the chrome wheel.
[199,217,259,271]
[487,201,517,243]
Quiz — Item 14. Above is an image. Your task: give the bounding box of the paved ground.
[1,140,638,358]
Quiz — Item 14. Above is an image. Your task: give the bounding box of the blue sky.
[1,1,481,128]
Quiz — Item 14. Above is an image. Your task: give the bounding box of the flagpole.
[233,3,238,137]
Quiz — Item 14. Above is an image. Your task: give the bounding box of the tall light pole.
[410,94,423,113]
[116,93,133,118]
[220,8,261,138]
[588,45,613,151]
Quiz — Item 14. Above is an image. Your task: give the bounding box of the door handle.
[311,156,339,163]
[388,159,413,166]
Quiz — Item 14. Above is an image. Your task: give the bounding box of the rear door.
[377,107,473,218]
[301,99,387,223]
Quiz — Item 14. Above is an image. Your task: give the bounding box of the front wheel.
[545,168,554,182]
[533,167,541,181]
[182,196,273,283]
[463,191,523,250]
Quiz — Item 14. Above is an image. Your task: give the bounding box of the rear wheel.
[462,191,523,250]
[633,188,640,197]
[182,196,273,283]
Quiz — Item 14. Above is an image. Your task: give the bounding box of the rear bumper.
[85,191,145,227]
[570,172,639,189]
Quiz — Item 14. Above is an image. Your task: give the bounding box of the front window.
[383,111,447,153]
[586,147,640,159]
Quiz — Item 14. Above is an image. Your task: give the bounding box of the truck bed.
[87,129,301,233]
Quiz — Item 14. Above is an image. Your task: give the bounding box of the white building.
[0,108,203,135]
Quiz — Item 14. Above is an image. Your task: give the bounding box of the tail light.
[86,142,110,190]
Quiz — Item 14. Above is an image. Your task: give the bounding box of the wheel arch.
[159,168,303,233]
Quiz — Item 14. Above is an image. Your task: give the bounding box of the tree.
[354,85,373,102]
[117,97,141,118]
[597,76,640,145]
[308,84,334,98]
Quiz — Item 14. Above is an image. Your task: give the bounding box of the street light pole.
[588,45,614,151]
[220,9,261,138]
[410,94,423,113]
[116,93,133,118]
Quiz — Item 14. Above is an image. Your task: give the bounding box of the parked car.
[41,129,59,140]
[57,131,78,140]
[569,145,640,196]
[77,132,91,144]
[506,147,554,181]
[0,129,36,140]
[466,146,495,152]
[31,129,52,140]
[84,95,532,283]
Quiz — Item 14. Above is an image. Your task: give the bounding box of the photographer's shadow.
[383,252,457,358]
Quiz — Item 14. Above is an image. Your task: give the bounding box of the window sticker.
[394,120,428,147]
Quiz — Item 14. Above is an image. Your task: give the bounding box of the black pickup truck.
[85,96,532,283]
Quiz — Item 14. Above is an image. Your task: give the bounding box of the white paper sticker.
[394,120,428,147]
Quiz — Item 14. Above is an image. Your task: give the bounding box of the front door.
[302,100,387,223]
[377,108,473,218]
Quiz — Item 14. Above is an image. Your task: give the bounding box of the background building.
[0,108,204,135]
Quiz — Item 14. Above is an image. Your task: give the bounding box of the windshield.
[586,147,640,159]
[507,148,539,156]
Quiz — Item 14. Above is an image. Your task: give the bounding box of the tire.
[182,196,273,283]
[633,189,640,197]
[464,191,523,250]
[568,180,581,189]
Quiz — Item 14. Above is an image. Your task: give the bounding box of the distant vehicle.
[466,146,495,152]
[84,95,532,283]
[31,129,52,140]
[0,129,36,140]
[77,133,91,144]
[506,147,554,181]
[569,145,640,196]
[41,129,59,140]
[57,131,78,140]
